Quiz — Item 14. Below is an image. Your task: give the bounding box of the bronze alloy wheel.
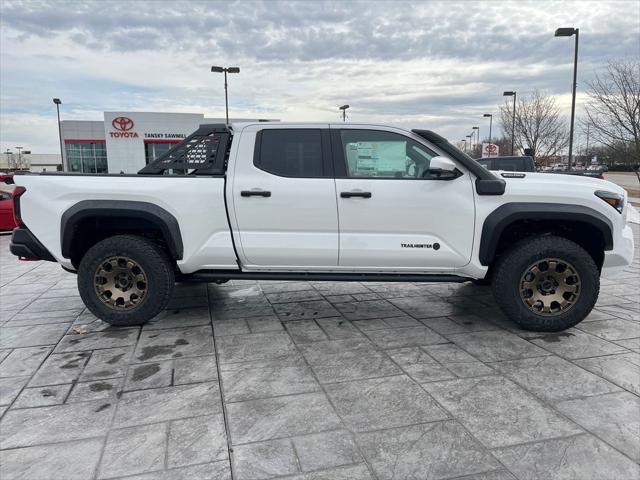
[519,258,582,316]
[94,256,148,310]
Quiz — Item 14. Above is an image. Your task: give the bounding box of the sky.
[1,0,639,153]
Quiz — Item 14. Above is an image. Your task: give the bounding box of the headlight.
[595,190,624,213]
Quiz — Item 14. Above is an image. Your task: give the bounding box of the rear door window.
[255,129,324,177]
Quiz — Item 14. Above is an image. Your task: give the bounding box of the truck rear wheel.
[492,235,599,332]
[78,235,175,326]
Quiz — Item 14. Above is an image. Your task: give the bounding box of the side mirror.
[425,156,460,179]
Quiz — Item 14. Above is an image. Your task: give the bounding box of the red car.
[0,188,18,231]
[0,173,15,184]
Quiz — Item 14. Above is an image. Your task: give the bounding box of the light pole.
[472,126,479,150]
[461,139,467,152]
[483,113,493,144]
[466,134,473,154]
[339,105,350,122]
[211,66,240,124]
[555,27,579,171]
[503,91,516,155]
[52,98,65,171]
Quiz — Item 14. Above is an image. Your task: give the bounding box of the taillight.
[12,186,26,226]
[598,174,605,180]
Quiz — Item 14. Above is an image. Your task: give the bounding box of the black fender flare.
[479,203,613,266]
[60,200,184,260]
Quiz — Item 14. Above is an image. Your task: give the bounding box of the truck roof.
[229,121,415,131]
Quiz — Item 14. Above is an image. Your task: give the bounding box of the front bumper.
[601,224,634,277]
[10,226,56,262]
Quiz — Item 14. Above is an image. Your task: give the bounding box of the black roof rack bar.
[139,124,231,175]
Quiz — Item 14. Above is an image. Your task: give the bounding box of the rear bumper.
[601,224,634,277]
[10,226,56,262]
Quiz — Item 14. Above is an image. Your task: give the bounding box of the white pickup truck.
[10,123,634,331]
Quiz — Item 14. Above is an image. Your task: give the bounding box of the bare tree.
[489,136,513,158]
[583,60,640,164]
[499,90,568,161]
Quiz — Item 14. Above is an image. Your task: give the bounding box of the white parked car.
[10,123,634,331]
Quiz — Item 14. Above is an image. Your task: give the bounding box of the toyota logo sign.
[112,117,134,131]
[482,143,499,158]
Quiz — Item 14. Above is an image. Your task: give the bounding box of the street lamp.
[472,126,479,149]
[339,105,350,122]
[503,91,517,155]
[53,98,65,171]
[211,66,240,124]
[555,27,579,171]
[466,134,473,153]
[461,139,467,152]
[483,113,493,144]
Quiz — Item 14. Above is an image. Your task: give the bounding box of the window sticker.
[346,141,407,176]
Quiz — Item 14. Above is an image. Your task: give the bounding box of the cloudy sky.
[1,0,639,153]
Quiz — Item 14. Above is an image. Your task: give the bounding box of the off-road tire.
[78,235,175,326]
[492,235,599,332]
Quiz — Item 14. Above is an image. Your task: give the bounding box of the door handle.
[241,190,271,197]
[340,191,372,198]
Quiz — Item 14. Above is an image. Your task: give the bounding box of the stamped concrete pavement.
[0,229,639,480]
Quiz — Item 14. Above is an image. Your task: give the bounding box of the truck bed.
[14,174,238,273]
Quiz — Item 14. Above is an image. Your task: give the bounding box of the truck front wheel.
[492,235,599,332]
[78,235,175,326]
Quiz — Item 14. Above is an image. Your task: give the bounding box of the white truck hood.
[499,172,626,197]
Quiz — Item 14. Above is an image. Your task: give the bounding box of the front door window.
[340,129,437,179]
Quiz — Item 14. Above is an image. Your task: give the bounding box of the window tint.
[340,130,437,178]
[495,159,521,172]
[256,129,323,177]
[477,159,492,170]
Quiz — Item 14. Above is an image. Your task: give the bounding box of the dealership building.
[60,112,272,174]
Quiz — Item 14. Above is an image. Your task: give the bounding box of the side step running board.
[181,270,471,283]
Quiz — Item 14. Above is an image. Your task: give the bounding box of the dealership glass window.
[340,130,437,179]
[255,129,323,177]
[145,142,179,165]
[65,142,107,173]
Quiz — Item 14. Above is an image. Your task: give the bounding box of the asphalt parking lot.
[0,230,639,480]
